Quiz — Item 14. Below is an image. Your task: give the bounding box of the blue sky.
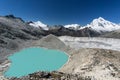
[0,0,120,25]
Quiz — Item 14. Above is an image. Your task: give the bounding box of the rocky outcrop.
[8,71,92,80]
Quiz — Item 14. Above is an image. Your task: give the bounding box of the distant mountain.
[45,25,100,37]
[84,17,120,32]
[63,17,120,33]
[1,15,120,38]
[29,21,49,30]
[64,24,81,30]
[46,17,120,37]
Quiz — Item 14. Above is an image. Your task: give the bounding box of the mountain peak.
[98,17,105,21]
[4,14,25,22]
[64,24,81,30]
[35,21,47,27]
[85,17,120,32]
[5,14,16,18]
[29,21,49,30]
[92,17,106,24]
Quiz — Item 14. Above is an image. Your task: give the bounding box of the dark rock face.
[4,14,25,23]
[45,25,101,37]
[8,71,92,80]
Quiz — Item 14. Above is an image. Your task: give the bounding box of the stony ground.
[60,48,120,80]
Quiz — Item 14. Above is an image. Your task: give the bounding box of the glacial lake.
[4,47,68,78]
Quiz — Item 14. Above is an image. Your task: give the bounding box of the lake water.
[4,47,68,78]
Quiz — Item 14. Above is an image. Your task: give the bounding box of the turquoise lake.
[4,47,68,78]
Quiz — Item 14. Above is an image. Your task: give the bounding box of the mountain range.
[1,14,120,40]
[28,16,120,38]
[29,17,120,33]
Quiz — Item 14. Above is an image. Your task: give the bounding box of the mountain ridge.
[1,15,120,38]
[29,17,120,33]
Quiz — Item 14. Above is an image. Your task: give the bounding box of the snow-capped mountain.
[29,21,49,30]
[29,17,120,33]
[85,17,120,32]
[64,24,81,30]
[64,17,120,32]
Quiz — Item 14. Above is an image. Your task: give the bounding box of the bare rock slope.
[60,48,120,80]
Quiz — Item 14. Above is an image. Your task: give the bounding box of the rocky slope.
[0,15,49,40]
[60,48,120,80]
[100,29,120,39]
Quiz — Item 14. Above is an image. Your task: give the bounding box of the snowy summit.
[29,21,49,30]
[85,17,120,32]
